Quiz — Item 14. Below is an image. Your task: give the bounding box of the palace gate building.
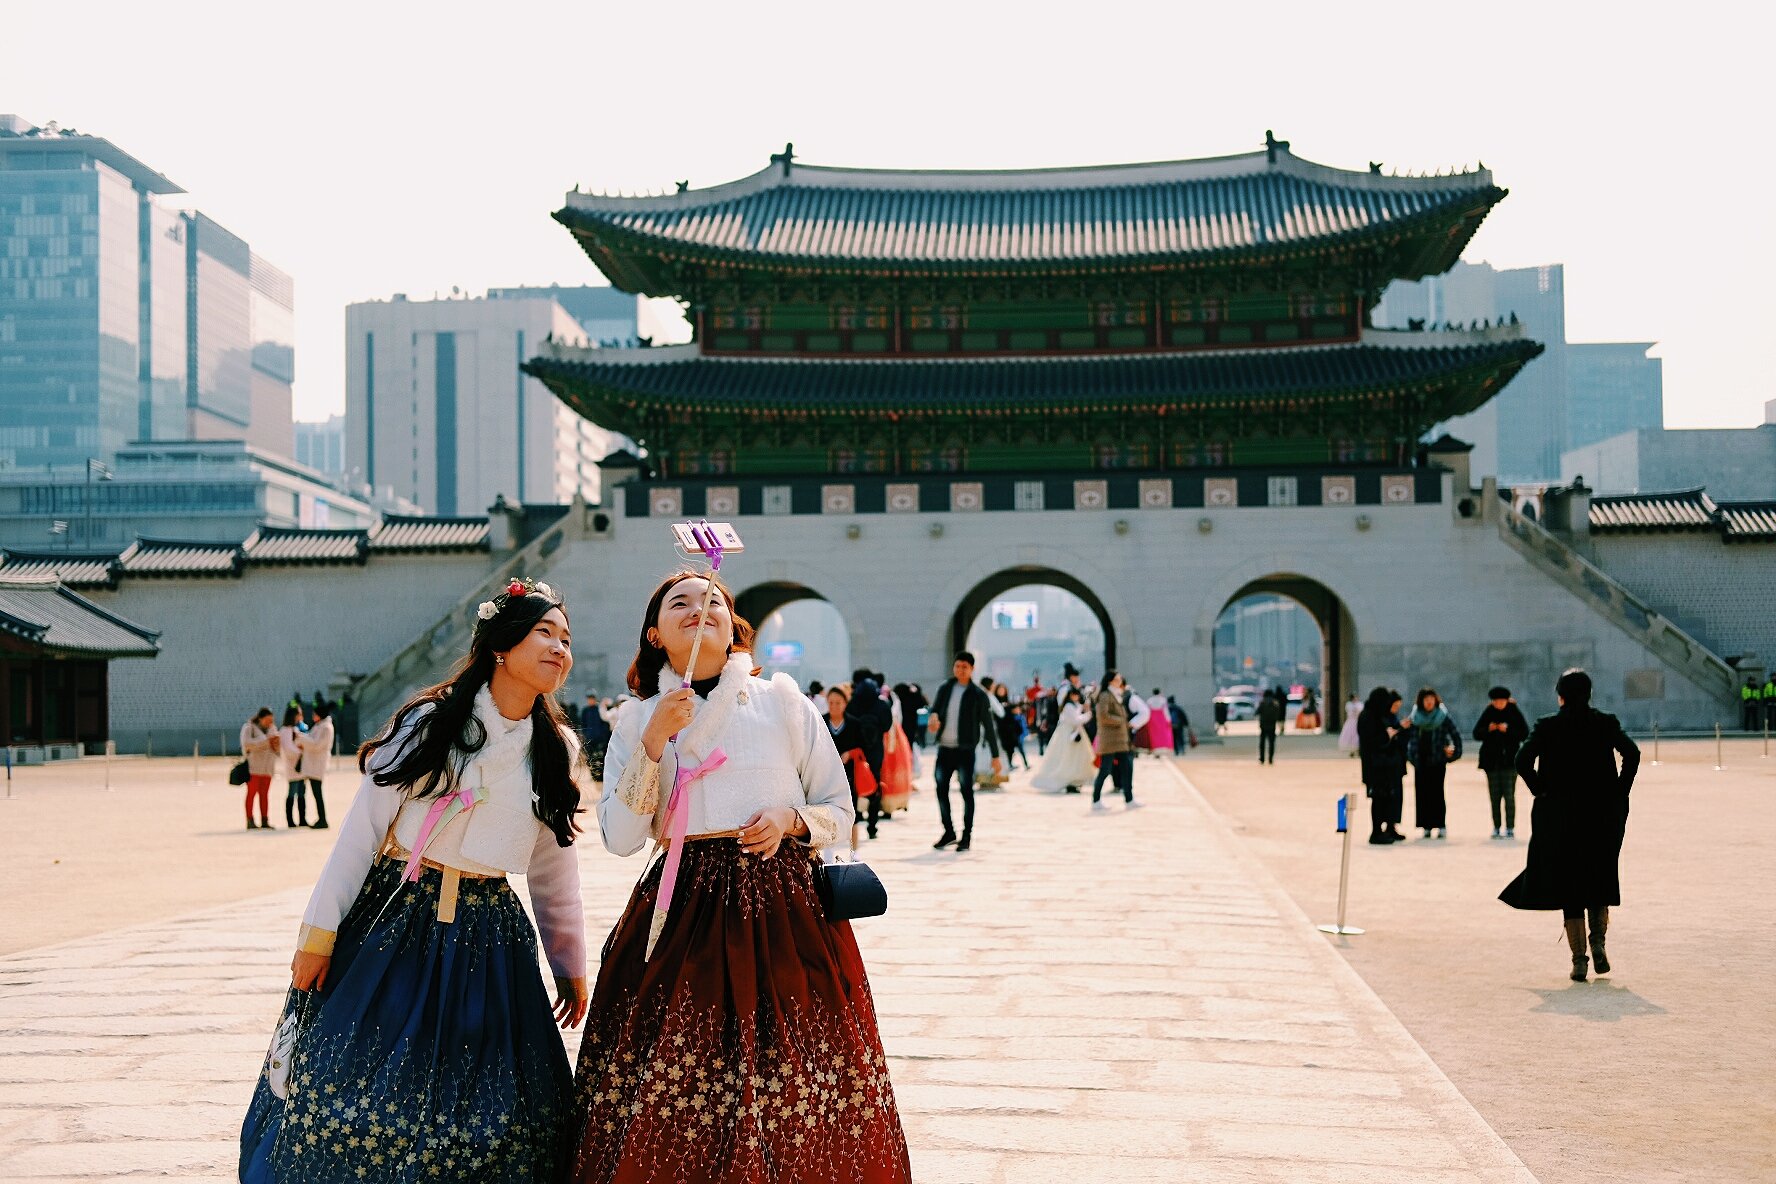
[497,137,1738,729]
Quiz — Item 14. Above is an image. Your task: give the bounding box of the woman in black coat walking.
[1404,687,1462,839]
[1356,687,1409,844]
[1500,669,1640,981]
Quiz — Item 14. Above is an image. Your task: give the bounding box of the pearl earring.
[495,655,506,666]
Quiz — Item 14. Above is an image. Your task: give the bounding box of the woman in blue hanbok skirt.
[239,577,590,1183]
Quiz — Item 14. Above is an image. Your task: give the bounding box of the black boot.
[955,831,972,853]
[285,799,296,829]
[933,831,956,850]
[1587,907,1610,975]
[1564,917,1589,982]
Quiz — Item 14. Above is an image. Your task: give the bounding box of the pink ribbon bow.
[644,747,728,959]
[404,782,479,882]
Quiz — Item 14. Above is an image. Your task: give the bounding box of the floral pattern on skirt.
[239,858,572,1183]
[565,841,910,1184]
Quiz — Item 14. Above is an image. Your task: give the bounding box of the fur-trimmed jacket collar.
[655,652,756,762]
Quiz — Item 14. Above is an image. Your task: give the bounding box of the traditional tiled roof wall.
[1588,491,1776,542]
[0,516,497,584]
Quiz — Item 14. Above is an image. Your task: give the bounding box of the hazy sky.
[12,0,1771,428]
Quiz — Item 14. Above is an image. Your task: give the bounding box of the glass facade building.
[0,118,295,472]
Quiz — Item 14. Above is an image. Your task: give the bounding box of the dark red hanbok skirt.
[563,838,911,1184]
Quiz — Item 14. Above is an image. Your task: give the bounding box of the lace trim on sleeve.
[794,805,843,852]
[613,741,661,816]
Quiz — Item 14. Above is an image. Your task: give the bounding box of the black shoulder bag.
[814,859,887,923]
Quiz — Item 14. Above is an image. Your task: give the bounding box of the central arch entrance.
[951,567,1115,691]
[1212,576,1355,733]
[736,581,853,690]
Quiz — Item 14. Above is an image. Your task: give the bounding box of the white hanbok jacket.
[601,653,854,855]
[294,687,588,981]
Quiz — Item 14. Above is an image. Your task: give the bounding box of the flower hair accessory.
[476,576,556,622]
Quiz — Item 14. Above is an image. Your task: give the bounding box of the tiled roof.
[560,149,1502,284]
[525,337,1544,417]
[368,516,490,552]
[0,576,160,658]
[0,551,120,588]
[1720,502,1776,541]
[117,538,244,577]
[244,527,370,565]
[1588,490,1718,532]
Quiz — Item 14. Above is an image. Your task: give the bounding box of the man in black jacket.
[926,651,1003,852]
[1473,686,1529,839]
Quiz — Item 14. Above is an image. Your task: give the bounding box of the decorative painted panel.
[1074,479,1108,510]
[1204,477,1238,507]
[706,486,740,516]
[950,482,984,512]
[1267,476,1299,507]
[885,483,920,513]
[1321,476,1355,505]
[762,485,793,515]
[1139,479,1172,509]
[1014,480,1045,511]
[821,484,856,514]
[649,487,683,518]
[1382,475,1415,504]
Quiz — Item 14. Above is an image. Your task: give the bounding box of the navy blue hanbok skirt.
[239,857,572,1183]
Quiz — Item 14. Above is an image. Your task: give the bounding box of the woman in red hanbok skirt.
[563,571,910,1184]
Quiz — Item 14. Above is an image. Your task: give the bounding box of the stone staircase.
[1495,501,1736,703]
[350,509,584,731]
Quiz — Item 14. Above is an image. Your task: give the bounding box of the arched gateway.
[518,138,1717,726]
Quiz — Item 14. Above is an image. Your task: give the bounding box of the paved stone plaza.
[0,753,1551,1183]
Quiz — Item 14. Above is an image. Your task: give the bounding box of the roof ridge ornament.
[770,142,796,177]
[1264,130,1290,164]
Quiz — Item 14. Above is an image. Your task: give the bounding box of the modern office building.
[0,438,376,549]
[0,116,295,470]
[344,292,626,515]
[1375,261,1662,482]
[487,285,638,345]
[1566,342,1662,454]
[1560,424,1776,501]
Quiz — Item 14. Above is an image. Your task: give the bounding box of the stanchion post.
[4,745,11,799]
[193,740,202,785]
[1763,718,1769,759]
[104,739,114,791]
[1650,721,1660,766]
[1318,792,1365,936]
[1715,722,1724,771]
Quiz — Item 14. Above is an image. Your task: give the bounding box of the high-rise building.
[345,293,627,514]
[1566,342,1662,453]
[1376,261,1661,483]
[1376,261,1566,481]
[487,285,638,345]
[0,116,295,468]
[293,414,345,479]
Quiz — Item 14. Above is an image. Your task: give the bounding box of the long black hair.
[359,584,582,847]
[626,569,758,698]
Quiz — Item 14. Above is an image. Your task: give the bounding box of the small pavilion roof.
[525,333,1543,427]
[559,142,1503,291]
[0,575,160,658]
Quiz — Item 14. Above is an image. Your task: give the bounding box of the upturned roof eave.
[555,187,1506,295]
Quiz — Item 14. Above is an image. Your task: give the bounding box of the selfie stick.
[674,521,730,697]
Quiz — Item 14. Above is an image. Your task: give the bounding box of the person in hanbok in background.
[1032,688,1094,793]
[295,704,334,828]
[1142,688,1174,755]
[239,577,590,1183]
[878,685,915,815]
[565,571,910,1184]
[1338,694,1362,757]
[276,705,308,829]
